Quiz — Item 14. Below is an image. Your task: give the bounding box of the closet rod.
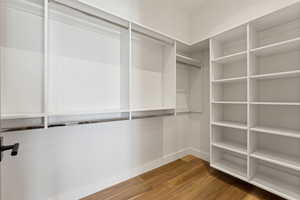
[48,117,129,128]
[176,60,202,69]
[132,28,174,46]
[132,113,174,120]
[48,0,129,29]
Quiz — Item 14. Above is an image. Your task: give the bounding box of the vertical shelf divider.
[44,0,49,129]
[246,23,251,180]
[128,23,133,120]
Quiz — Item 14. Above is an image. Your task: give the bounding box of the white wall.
[189,50,210,158]
[79,0,192,44]
[3,116,199,200]
[191,0,300,42]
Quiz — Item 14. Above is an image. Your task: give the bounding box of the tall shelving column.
[210,25,248,181]
[211,2,300,200]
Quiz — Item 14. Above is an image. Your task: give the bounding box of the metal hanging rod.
[48,0,129,29]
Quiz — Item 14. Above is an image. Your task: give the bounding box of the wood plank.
[82,156,284,200]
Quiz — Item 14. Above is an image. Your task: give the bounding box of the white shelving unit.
[210,2,300,200]
[176,53,202,114]
[130,25,176,113]
[0,0,178,131]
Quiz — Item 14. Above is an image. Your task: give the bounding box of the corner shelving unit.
[175,52,202,115]
[210,2,300,200]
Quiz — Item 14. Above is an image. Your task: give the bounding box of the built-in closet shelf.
[211,161,247,181]
[210,3,300,200]
[251,150,300,171]
[212,121,247,130]
[251,126,300,139]
[212,76,247,84]
[250,37,300,56]
[212,141,247,155]
[212,51,247,64]
[176,54,202,68]
[251,174,300,200]
[212,101,247,105]
[49,109,130,117]
[250,102,300,106]
[130,107,175,112]
[1,113,46,120]
[250,70,300,80]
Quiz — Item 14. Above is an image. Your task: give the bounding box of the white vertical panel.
[0,0,44,115]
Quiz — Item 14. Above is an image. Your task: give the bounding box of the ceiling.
[174,0,207,12]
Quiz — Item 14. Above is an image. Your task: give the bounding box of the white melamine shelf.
[212,121,247,130]
[251,173,300,200]
[251,126,300,139]
[212,160,247,180]
[213,141,247,155]
[49,109,130,116]
[130,107,175,112]
[250,70,300,80]
[251,150,300,171]
[212,76,247,83]
[212,51,247,64]
[251,37,300,56]
[176,54,202,68]
[250,102,300,106]
[212,101,247,105]
[1,113,46,120]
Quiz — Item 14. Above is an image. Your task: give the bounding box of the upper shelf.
[212,51,247,64]
[250,70,300,80]
[251,37,300,56]
[176,54,201,68]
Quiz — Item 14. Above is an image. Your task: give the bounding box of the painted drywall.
[79,0,192,44]
[189,50,210,157]
[2,115,201,200]
[191,0,300,42]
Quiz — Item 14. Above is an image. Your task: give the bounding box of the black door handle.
[0,137,19,162]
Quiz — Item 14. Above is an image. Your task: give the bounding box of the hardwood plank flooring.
[82,155,284,200]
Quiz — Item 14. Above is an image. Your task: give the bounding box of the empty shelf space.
[212,121,247,130]
[251,149,300,171]
[130,107,175,112]
[1,113,46,120]
[213,141,247,155]
[251,126,300,139]
[250,102,300,106]
[212,51,247,64]
[212,101,247,104]
[212,160,247,180]
[212,146,248,180]
[250,70,300,80]
[251,37,300,56]
[251,173,300,200]
[212,76,247,83]
[176,54,201,68]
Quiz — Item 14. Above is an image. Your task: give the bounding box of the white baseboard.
[188,148,210,162]
[49,148,209,200]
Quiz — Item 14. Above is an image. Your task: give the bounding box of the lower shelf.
[251,173,300,200]
[212,147,247,180]
[251,149,300,171]
[212,141,247,155]
[212,159,247,180]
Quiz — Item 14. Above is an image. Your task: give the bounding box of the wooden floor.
[82,156,284,200]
